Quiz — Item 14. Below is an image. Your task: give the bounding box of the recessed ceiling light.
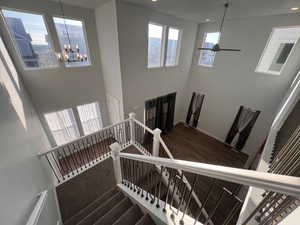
[291,7,299,11]
[152,0,157,2]
[205,18,211,22]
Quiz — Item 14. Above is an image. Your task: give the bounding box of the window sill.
[198,64,213,68]
[255,70,281,76]
[147,65,179,69]
[65,63,92,68]
[23,65,60,71]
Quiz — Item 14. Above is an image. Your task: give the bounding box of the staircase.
[41,113,300,225]
[64,187,157,225]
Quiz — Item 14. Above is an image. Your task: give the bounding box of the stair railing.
[26,190,48,225]
[111,145,300,225]
[130,113,213,224]
[39,119,131,184]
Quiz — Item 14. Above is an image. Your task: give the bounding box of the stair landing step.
[94,197,132,225]
[64,187,118,225]
[113,204,143,225]
[136,214,157,225]
[78,191,124,225]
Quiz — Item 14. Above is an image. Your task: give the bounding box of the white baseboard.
[196,127,225,144]
[176,121,231,147]
[196,127,243,153]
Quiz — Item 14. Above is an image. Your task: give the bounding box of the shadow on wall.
[0,36,27,130]
[0,36,60,225]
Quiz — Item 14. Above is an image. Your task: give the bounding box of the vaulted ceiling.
[58,0,300,23]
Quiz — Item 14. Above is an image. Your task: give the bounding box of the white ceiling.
[59,0,300,23]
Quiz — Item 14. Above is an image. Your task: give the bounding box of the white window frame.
[255,26,300,76]
[0,7,59,70]
[77,102,103,135]
[147,22,182,69]
[52,15,92,68]
[165,26,182,67]
[198,31,221,68]
[44,108,80,146]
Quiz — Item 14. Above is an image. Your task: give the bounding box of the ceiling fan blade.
[198,48,214,51]
[219,48,241,52]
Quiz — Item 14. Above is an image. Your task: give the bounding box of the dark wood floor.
[159,123,249,225]
[161,123,248,168]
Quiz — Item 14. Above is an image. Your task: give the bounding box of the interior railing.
[110,147,300,225]
[39,119,131,184]
[26,190,48,225]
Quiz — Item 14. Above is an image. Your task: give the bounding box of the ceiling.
[58,0,300,23]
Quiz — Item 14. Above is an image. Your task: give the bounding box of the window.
[166,27,181,66]
[1,9,57,69]
[53,17,90,67]
[77,102,103,135]
[198,32,220,67]
[147,23,182,68]
[256,26,300,75]
[44,109,79,146]
[148,23,164,68]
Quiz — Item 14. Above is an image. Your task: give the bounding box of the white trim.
[196,127,226,144]
[165,26,182,67]
[198,31,220,67]
[118,184,203,225]
[0,7,59,70]
[147,22,183,68]
[52,15,92,68]
[26,191,48,225]
[120,153,300,197]
[271,70,300,131]
[255,26,300,76]
[39,118,130,156]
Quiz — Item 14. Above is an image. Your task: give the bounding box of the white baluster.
[129,112,136,144]
[152,128,161,157]
[110,142,122,184]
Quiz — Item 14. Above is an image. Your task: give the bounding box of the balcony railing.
[39,119,131,183]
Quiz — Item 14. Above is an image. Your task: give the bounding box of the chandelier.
[56,0,88,63]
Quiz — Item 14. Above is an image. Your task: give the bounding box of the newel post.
[152,128,162,157]
[129,112,136,144]
[110,142,122,184]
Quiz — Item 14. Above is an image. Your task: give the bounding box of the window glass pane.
[256,27,300,75]
[166,28,180,66]
[2,9,57,69]
[198,32,220,67]
[45,109,79,146]
[148,23,163,68]
[53,17,90,67]
[77,102,103,135]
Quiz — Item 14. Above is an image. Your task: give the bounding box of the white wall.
[185,13,300,157]
[116,1,198,122]
[95,0,125,122]
[0,0,110,144]
[0,35,60,225]
[237,71,300,225]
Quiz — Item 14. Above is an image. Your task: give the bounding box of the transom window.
[77,102,103,135]
[256,26,300,75]
[44,109,80,146]
[53,17,90,67]
[1,9,58,69]
[166,27,181,66]
[147,23,181,68]
[198,32,220,67]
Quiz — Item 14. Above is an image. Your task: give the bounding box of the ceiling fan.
[198,2,241,52]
